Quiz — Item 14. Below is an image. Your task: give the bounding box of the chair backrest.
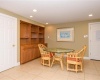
[38,44,47,54]
[76,45,87,58]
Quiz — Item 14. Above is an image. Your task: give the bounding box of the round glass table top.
[47,48,74,53]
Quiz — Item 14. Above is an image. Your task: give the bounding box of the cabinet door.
[25,48,32,61]
[31,48,36,59]
[36,47,41,57]
[35,47,40,58]
[20,23,30,38]
[20,45,33,64]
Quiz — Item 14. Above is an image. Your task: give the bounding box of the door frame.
[88,22,100,59]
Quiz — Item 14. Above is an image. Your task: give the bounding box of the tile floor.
[0,58,100,80]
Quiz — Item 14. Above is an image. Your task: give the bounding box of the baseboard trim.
[15,62,20,66]
[84,57,90,59]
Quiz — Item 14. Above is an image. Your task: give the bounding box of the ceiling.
[0,0,100,25]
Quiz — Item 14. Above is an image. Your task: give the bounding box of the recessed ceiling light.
[33,9,37,12]
[46,23,48,24]
[30,16,33,18]
[89,14,93,17]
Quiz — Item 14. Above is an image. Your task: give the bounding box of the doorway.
[89,22,100,60]
[0,13,17,72]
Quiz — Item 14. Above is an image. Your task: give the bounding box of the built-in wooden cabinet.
[20,20,45,64]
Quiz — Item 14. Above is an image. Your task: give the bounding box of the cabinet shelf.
[31,37,38,39]
[39,32,44,34]
[31,31,38,33]
[20,37,29,39]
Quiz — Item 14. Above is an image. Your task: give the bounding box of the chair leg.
[81,64,82,71]
[51,58,55,67]
[43,59,44,65]
[75,64,78,73]
[67,63,69,71]
[41,59,43,65]
[60,60,63,70]
[41,59,42,64]
[48,59,51,67]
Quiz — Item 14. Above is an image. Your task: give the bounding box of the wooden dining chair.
[38,44,53,67]
[66,45,87,72]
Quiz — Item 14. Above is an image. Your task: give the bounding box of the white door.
[0,13,17,72]
[89,22,100,60]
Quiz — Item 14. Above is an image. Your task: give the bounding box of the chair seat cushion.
[67,57,82,62]
[42,53,55,58]
[50,53,55,57]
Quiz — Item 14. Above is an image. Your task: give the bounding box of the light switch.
[84,35,88,38]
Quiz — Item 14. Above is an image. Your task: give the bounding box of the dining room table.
[46,48,74,70]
